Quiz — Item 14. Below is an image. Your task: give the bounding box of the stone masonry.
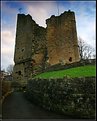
[46,10,79,65]
[13,14,46,86]
[13,10,80,86]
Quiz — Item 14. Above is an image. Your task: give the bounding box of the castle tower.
[13,14,35,86]
[13,14,46,86]
[13,11,80,86]
[46,10,80,65]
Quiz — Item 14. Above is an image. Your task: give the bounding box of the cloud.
[1,28,16,70]
[1,2,17,70]
[1,30,15,44]
[75,3,96,49]
[27,5,48,27]
[1,29,15,70]
[24,1,58,27]
[2,46,13,58]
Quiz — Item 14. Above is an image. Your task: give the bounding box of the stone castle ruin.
[13,10,80,86]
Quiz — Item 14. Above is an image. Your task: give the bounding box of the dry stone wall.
[25,77,95,119]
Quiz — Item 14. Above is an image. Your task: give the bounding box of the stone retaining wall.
[25,76,95,119]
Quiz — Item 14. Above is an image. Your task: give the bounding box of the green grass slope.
[34,65,96,79]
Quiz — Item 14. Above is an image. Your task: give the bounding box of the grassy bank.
[34,65,96,79]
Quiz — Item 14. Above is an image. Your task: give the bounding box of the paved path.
[2,91,69,119]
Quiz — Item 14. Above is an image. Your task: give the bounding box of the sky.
[1,1,96,71]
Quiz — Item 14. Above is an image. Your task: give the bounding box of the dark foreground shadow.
[2,91,70,119]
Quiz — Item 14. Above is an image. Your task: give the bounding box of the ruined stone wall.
[46,10,80,65]
[32,25,47,73]
[13,14,46,86]
[13,10,80,86]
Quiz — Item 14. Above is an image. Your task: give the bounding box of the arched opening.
[69,57,72,62]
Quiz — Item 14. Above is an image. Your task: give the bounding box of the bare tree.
[78,37,95,60]
[93,54,96,59]
[7,64,14,75]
